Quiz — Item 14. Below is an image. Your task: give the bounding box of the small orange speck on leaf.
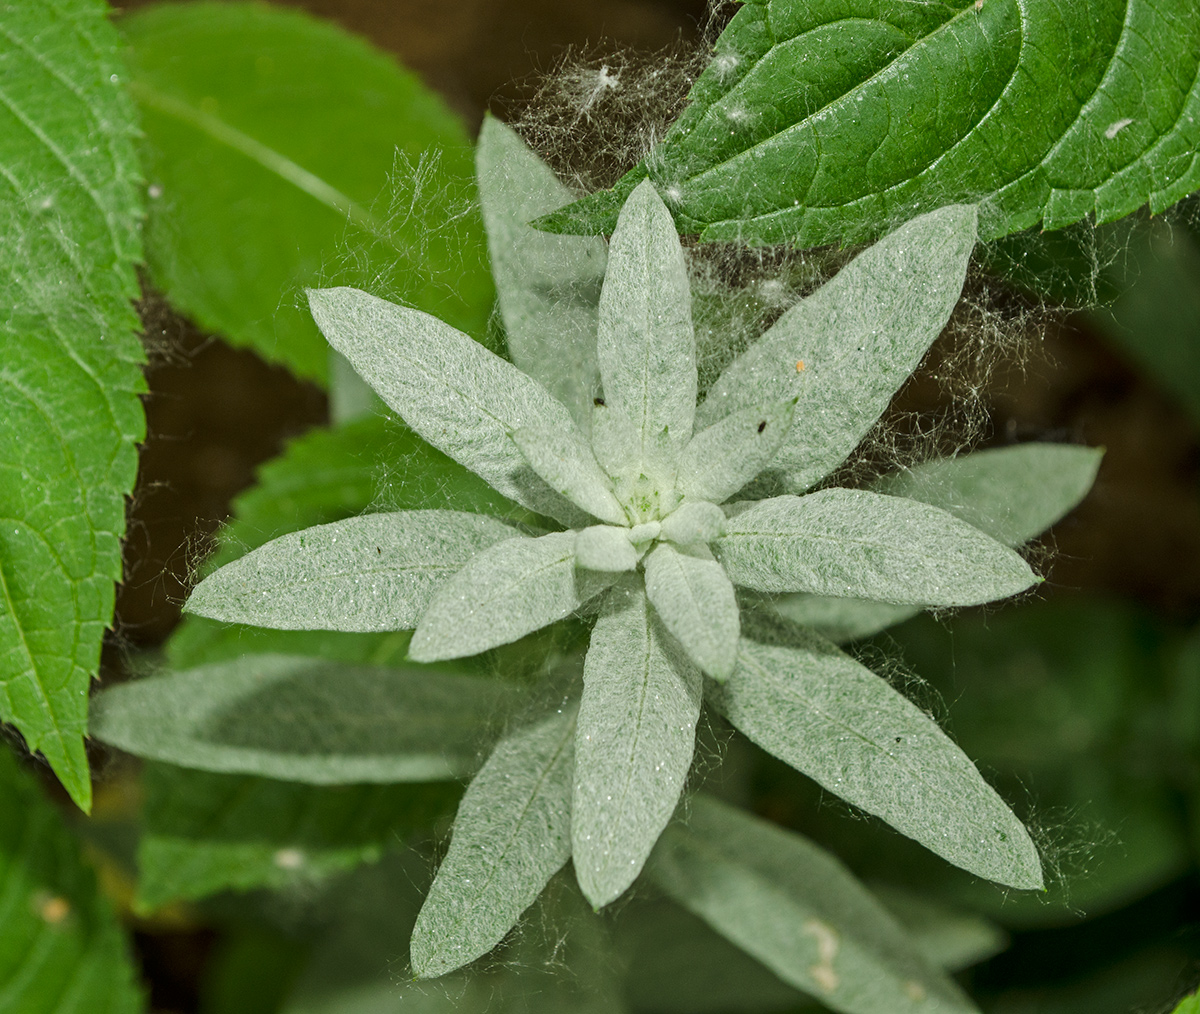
[37,894,70,924]
[974,0,984,9]
[795,360,806,372]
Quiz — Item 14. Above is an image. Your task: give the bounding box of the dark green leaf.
[135,762,453,910]
[91,654,517,783]
[545,0,1200,245]
[123,1,493,382]
[0,748,142,1012]
[0,0,145,810]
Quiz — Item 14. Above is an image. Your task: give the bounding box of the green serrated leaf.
[598,180,697,460]
[545,0,1200,245]
[0,0,145,811]
[0,748,142,1012]
[168,413,526,669]
[308,286,588,526]
[573,582,702,906]
[476,115,607,428]
[136,762,452,910]
[411,706,576,978]
[185,510,517,632]
[717,490,1037,604]
[647,795,976,1014]
[1171,988,1200,1014]
[708,632,1043,888]
[644,543,740,680]
[696,206,975,494]
[410,532,613,662]
[91,653,516,784]
[123,1,493,383]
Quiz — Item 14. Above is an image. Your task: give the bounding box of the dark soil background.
[103,1,1200,1010]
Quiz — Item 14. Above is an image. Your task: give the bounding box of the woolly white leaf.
[678,398,798,505]
[643,544,739,681]
[647,795,978,1014]
[659,501,725,546]
[411,705,577,978]
[575,525,638,572]
[477,116,607,428]
[873,443,1104,547]
[590,401,640,479]
[185,511,516,631]
[573,582,702,906]
[696,205,976,492]
[708,633,1043,889]
[716,490,1037,605]
[410,532,613,661]
[307,286,588,526]
[597,179,696,461]
[89,654,517,784]
[766,594,921,645]
[627,521,661,545]
[512,425,626,525]
[769,443,1102,641]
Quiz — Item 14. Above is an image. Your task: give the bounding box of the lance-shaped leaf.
[708,633,1042,888]
[647,795,976,1014]
[659,501,725,546]
[769,443,1102,641]
[573,582,702,906]
[185,510,516,632]
[410,532,613,661]
[513,425,626,525]
[597,179,696,459]
[644,544,740,681]
[477,116,606,428]
[696,206,975,493]
[873,443,1104,547]
[90,654,517,783]
[678,398,798,504]
[307,286,588,525]
[543,0,1200,246]
[411,706,577,978]
[716,490,1037,605]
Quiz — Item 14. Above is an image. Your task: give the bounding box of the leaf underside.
[122,1,493,383]
[0,0,146,810]
[545,0,1200,246]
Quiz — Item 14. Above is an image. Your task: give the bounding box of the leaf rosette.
[101,118,1102,1008]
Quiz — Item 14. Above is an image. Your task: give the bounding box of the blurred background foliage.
[6,0,1200,1010]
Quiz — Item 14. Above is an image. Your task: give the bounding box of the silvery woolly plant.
[149,119,1103,1009]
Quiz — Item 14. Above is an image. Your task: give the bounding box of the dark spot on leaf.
[894,736,902,743]
[376,547,382,554]
[594,397,605,406]
[757,420,767,433]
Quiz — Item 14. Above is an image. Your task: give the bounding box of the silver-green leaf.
[647,795,977,1014]
[597,179,696,460]
[89,654,517,784]
[573,582,702,907]
[575,525,638,572]
[716,490,1038,605]
[307,286,587,525]
[476,115,606,429]
[696,206,976,492]
[643,544,739,681]
[185,510,515,631]
[873,443,1104,547]
[677,398,798,505]
[410,532,613,661]
[768,443,1102,641]
[512,425,626,525]
[411,705,577,978]
[708,633,1043,889]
